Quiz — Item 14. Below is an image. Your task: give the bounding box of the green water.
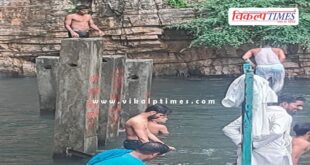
[0,77,309,165]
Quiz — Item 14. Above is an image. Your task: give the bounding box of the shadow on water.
[0,77,309,165]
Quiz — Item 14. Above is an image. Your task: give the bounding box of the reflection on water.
[0,77,309,165]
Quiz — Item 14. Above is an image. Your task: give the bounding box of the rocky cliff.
[0,0,309,77]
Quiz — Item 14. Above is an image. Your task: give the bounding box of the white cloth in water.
[221,74,278,137]
[222,106,293,165]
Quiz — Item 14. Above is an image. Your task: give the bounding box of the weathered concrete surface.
[121,59,153,127]
[36,56,59,113]
[98,55,125,146]
[53,38,103,157]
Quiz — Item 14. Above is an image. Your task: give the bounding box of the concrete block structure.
[98,55,126,146]
[121,59,153,127]
[36,56,59,114]
[53,38,103,157]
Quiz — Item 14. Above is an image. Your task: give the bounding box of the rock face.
[0,0,70,76]
[1,0,310,78]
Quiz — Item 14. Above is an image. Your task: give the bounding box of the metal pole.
[242,63,254,165]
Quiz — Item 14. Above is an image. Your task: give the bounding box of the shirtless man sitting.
[124,104,175,150]
[64,5,104,38]
[292,123,310,165]
[148,109,171,136]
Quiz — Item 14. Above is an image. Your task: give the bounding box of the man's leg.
[271,65,285,93]
[256,66,269,80]
[123,140,143,150]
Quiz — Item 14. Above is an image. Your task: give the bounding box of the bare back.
[254,48,281,65]
[125,115,149,142]
[242,48,286,64]
[65,13,92,32]
[292,137,310,165]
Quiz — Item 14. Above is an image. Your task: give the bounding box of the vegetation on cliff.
[175,0,310,48]
[167,0,188,8]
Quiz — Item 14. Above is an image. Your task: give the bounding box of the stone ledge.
[283,62,300,68]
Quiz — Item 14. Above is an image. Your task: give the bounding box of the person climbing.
[242,46,286,93]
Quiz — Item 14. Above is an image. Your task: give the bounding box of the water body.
[0,77,309,165]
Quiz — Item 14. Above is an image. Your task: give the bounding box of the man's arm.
[147,128,164,143]
[147,128,176,150]
[242,49,255,60]
[132,123,150,143]
[222,116,242,146]
[64,15,79,37]
[275,48,286,63]
[89,17,104,36]
[242,49,257,67]
[158,125,169,136]
[253,113,292,149]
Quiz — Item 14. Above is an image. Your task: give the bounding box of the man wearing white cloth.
[242,47,286,93]
[222,74,278,137]
[223,95,301,165]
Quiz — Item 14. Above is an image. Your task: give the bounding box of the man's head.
[293,123,310,138]
[136,142,170,161]
[295,96,306,110]
[76,5,90,15]
[145,104,172,120]
[152,114,168,124]
[278,95,299,114]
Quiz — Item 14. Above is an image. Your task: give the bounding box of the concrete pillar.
[98,55,126,146]
[53,38,103,157]
[121,59,153,127]
[35,56,59,114]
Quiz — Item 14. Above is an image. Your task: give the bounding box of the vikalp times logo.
[228,8,299,25]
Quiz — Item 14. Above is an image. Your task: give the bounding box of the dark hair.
[278,95,296,104]
[296,96,306,102]
[293,123,310,136]
[145,104,172,115]
[136,142,170,155]
[76,5,90,11]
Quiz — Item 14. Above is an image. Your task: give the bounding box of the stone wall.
[0,0,309,78]
[0,0,72,76]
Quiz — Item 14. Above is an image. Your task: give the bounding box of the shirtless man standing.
[64,5,104,38]
[124,104,175,150]
[292,123,310,165]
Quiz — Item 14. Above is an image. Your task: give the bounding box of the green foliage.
[64,4,77,13]
[175,0,310,48]
[167,0,188,8]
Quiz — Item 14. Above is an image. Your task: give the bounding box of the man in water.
[64,5,104,38]
[292,123,310,165]
[87,142,170,165]
[295,96,306,111]
[124,104,175,150]
[148,110,170,136]
[223,95,302,165]
[242,47,286,93]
